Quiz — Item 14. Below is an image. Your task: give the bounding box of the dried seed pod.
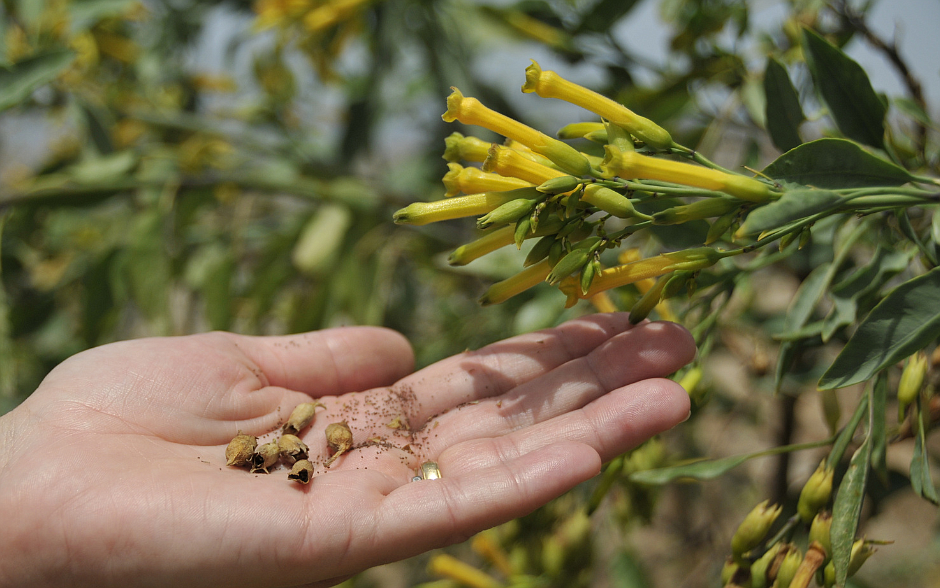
[278,434,309,462]
[225,432,257,467]
[250,441,280,473]
[282,401,325,434]
[324,421,353,467]
[288,459,314,484]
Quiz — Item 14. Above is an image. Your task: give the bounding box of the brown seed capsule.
[277,434,309,462]
[324,421,353,467]
[225,432,257,467]
[250,440,280,473]
[283,401,325,434]
[287,459,314,484]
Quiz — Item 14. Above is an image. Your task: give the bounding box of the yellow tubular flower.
[480,259,552,306]
[443,132,493,163]
[522,60,673,150]
[427,554,503,588]
[484,144,568,186]
[590,291,618,313]
[603,147,775,202]
[448,226,515,266]
[560,255,675,307]
[443,163,533,196]
[557,121,606,140]
[444,88,591,176]
[393,189,537,226]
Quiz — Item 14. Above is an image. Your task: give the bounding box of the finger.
[236,327,415,397]
[437,377,690,473]
[414,321,695,451]
[392,313,637,424]
[367,441,601,566]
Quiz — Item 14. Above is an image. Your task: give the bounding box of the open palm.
[0,314,694,588]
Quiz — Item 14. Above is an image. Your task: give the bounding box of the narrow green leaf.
[762,138,914,189]
[819,267,940,389]
[738,189,843,237]
[764,57,804,152]
[827,393,869,471]
[0,50,76,112]
[588,455,626,515]
[831,434,871,587]
[630,440,830,485]
[870,372,888,485]
[911,398,940,504]
[802,28,886,149]
[784,262,832,333]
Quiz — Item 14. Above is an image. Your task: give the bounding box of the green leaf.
[763,57,804,152]
[739,189,843,237]
[802,28,886,149]
[762,138,914,189]
[827,393,869,471]
[69,0,139,32]
[819,267,940,389]
[831,434,871,587]
[870,372,888,485]
[0,50,76,113]
[784,262,832,333]
[911,398,939,504]
[576,0,641,34]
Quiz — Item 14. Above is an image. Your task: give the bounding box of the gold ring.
[412,461,442,481]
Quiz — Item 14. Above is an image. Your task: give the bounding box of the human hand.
[0,313,695,588]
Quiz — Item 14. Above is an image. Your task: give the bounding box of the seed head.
[250,441,280,473]
[283,401,324,435]
[225,432,257,467]
[288,459,314,484]
[324,421,353,467]
[278,434,309,462]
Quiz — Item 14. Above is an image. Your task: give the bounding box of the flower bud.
[225,432,257,467]
[653,197,741,225]
[525,235,556,267]
[250,440,280,473]
[449,225,515,266]
[808,511,832,557]
[898,351,928,420]
[445,163,533,196]
[513,216,532,248]
[797,461,834,523]
[477,196,538,230]
[393,189,537,226]
[547,237,602,285]
[772,544,802,588]
[628,274,669,323]
[751,542,782,588]
[283,401,324,435]
[581,184,638,218]
[846,539,875,577]
[537,175,582,195]
[288,459,314,484]
[579,256,597,295]
[483,144,568,186]
[324,421,354,467]
[721,558,741,586]
[556,122,605,140]
[603,147,775,202]
[731,500,782,557]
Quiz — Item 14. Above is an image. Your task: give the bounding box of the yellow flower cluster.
[394,61,770,318]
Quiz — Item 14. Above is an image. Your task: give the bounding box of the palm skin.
[0,313,695,588]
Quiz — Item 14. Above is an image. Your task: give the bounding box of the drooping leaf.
[738,189,843,237]
[911,397,940,504]
[763,57,804,152]
[802,28,886,149]
[819,267,940,389]
[0,50,76,113]
[762,139,914,188]
[831,434,871,587]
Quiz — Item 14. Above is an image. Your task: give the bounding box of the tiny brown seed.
[288,459,314,484]
[278,434,309,462]
[250,441,280,473]
[324,421,353,467]
[225,432,257,467]
[283,401,325,434]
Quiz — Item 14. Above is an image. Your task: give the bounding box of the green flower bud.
[584,129,609,143]
[898,351,928,420]
[798,226,811,249]
[525,235,556,267]
[443,132,491,162]
[751,543,782,588]
[778,229,799,252]
[477,196,538,230]
[449,225,515,266]
[629,274,669,324]
[564,187,583,218]
[773,545,802,588]
[547,237,602,285]
[604,120,636,153]
[581,184,638,218]
[579,255,596,295]
[731,500,782,558]
[514,216,532,248]
[721,558,741,587]
[662,270,693,300]
[652,197,741,225]
[537,175,582,195]
[706,208,740,245]
[846,539,875,577]
[797,461,834,523]
[549,239,564,266]
[556,122,605,140]
[808,511,832,557]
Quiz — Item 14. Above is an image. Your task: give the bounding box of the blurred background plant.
[1,0,938,586]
